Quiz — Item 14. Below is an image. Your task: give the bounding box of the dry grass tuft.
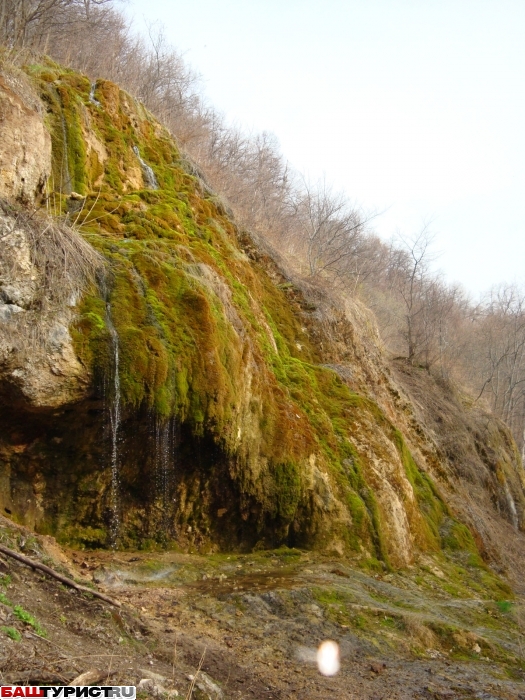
[0,198,105,353]
[403,614,438,649]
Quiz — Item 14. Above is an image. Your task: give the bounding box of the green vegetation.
[13,605,47,637]
[496,600,513,614]
[1,626,21,642]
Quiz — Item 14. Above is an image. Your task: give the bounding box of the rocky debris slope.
[1,518,525,699]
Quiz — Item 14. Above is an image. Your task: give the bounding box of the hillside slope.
[0,60,524,582]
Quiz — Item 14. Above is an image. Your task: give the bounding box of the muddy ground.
[1,518,525,699]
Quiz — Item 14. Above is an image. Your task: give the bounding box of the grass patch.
[13,606,47,637]
[1,626,21,642]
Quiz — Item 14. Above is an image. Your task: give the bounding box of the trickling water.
[153,415,176,533]
[106,304,121,546]
[133,145,159,189]
[60,115,72,194]
[503,480,519,530]
[89,82,101,107]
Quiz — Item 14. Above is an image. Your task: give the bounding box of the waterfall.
[106,304,121,546]
[89,82,101,107]
[60,115,72,194]
[503,480,519,530]
[153,415,176,533]
[133,146,159,190]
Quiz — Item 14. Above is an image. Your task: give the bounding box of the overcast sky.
[125,0,525,297]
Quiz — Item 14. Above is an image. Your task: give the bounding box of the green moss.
[442,522,478,553]
[311,587,355,625]
[21,61,499,563]
[271,462,301,520]
[58,525,108,549]
[392,429,448,549]
[360,557,386,573]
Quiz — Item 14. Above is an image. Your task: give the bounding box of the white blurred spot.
[316,640,340,676]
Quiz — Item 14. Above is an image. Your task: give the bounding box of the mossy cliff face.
[0,63,522,568]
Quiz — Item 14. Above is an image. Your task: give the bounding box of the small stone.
[370,661,386,674]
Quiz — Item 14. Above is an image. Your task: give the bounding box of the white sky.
[125,0,525,297]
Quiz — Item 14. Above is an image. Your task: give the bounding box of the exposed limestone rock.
[0,211,40,308]
[3,316,89,408]
[79,104,108,189]
[0,205,94,408]
[0,75,51,204]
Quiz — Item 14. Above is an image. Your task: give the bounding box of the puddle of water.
[186,570,297,596]
[94,561,298,595]
[94,565,180,587]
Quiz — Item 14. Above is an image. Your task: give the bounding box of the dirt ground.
[1,518,525,699]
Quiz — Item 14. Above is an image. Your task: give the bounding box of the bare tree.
[0,0,115,49]
[387,226,438,362]
[466,285,525,457]
[284,177,383,294]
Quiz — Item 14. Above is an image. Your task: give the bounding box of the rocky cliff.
[1,60,524,578]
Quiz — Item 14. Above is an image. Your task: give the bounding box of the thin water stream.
[133,145,159,189]
[152,415,178,535]
[89,82,101,107]
[60,115,72,194]
[105,303,121,546]
[154,417,172,530]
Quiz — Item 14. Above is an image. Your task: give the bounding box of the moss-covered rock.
[0,61,517,570]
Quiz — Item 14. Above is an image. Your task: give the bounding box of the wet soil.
[1,519,525,699]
